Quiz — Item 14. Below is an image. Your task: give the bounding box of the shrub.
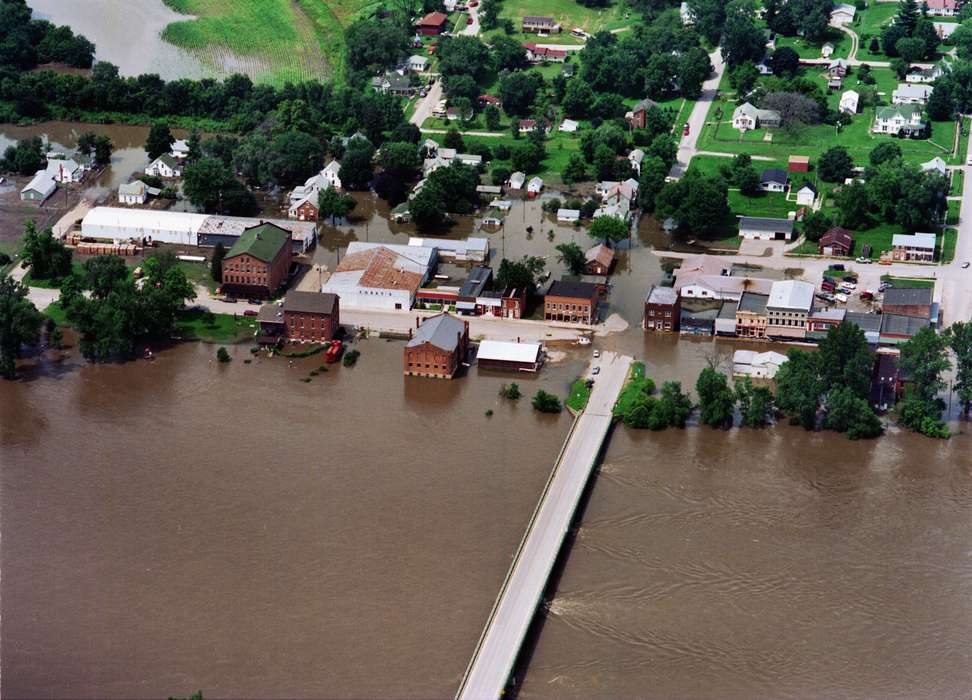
[343,349,361,367]
[501,383,522,400]
[532,389,563,413]
[216,346,231,363]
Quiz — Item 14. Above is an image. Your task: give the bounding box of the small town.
[1,0,971,698]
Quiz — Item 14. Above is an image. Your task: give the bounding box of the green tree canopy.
[696,366,736,428]
[0,276,43,379]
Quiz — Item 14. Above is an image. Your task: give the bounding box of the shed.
[476,340,543,372]
[788,155,810,173]
[557,208,580,223]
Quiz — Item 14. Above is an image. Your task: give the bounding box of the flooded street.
[29,0,208,80]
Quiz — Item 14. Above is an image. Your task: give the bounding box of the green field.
[942,227,958,262]
[566,377,592,412]
[161,0,379,85]
[774,27,850,60]
[427,129,583,182]
[856,2,899,44]
[881,275,936,288]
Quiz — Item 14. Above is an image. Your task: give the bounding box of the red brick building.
[416,11,449,35]
[584,244,615,275]
[644,285,680,331]
[819,227,853,256]
[291,198,319,222]
[628,98,658,129]
[258,291,341,344]
[404,313,470,379]
[544,279,599,325]
[221,222,291,297]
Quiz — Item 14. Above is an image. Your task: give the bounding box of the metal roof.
[768,280,815,310]
[477,340,541,363]
[283,291,338,315]
[883,286,933,307]
[407,313,466,351]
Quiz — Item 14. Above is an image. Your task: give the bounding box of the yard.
[566,377,592,412]
[483,0,633,45]
[160,0,379,84]
[425,128,584,182]
[773,26,850,60]
[173,308,257,343]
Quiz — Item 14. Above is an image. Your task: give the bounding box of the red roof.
[821,227,853,249]
[478,94,502,105]
[417,11,449,27]
[926,0,957,9]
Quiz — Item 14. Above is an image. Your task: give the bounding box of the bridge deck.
[457,352,633,700]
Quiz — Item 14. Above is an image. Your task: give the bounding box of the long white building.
[80,207,317,252]
[322,242,437,310]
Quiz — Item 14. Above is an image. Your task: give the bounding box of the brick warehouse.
[404,313,470,379]
[221,222,291,298]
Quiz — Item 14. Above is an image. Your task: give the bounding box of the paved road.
[419,127,505,137]
[670,47,727,179]
[409,79,443,127]
[456,351,633,700]
[459,2,480,36]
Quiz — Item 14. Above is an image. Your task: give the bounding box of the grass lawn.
[489,0,633,43]
[728,190,794,218]
[851,222,902,257]
[951,169,964,196]
[177,259,218,293]
[160,0,377,84]
[23,261,85,289]
[947,198,960,225]
[855,2,899,43]
[942,227,958,262]
[43,301,70,326]
[613,362,654,417]
[566,377,592,412]
[428,129,583,182]
[774,27,849,60]
[880,275,936,288]
[0,239,22,277]
[174,309,257,343]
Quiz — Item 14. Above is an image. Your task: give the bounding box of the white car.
[835,293,849,303]
[593,349,601,358]
[592,366,601,375]
[967,156,972,166]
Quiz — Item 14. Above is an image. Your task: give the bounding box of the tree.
[654,172,729,236]
[898,326,950,436]
[655,381,693,428]
[947,322,972,414]
[835,180,872,229]
[678,47,712,98]
[145,122,174,161]
[728,61,760,95]
[562,79,595,119]
[345,17,408,75]
[93,135,113,166]
[896,0,920,35]
[443,127,464,151]
[495,256,545,293]
[211,242,226,283]
[501,382,522,400]
[588,216,628,244]
[182,158,257,216]
[696,366,735,428]
[818,321,874,399]
[511,142,544,173]
[76,131,97,157]
[869,141,901,168]
[484,104,501,130]
[760,92,821,128]
[689,0,728,45]
[437,35,492,83]
[769,46,801,77]
[1,137,45,175]
[317,186,357,225]
[379,141,420,177]
[801,210,832,242]
[735,378,774,427]
[722,1,766,67]
[216,346,231,363]
[555,242,586,274]
[498,70,543,116]
[926,79,956,121]
[268,130,325,188]
[818,145,854,183]
[0,277,43,379]
[338,139,376,191]
[561,152,588,184]
[952,22,972,59]
[637,155,669,212]
[22,221,73,282]
[895,37,926,63]
[185,129,203,163]
[824,386,883,439]
[775,349,822,429]
[532,389,563,413]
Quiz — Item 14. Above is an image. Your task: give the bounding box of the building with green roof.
[222,223,292,297]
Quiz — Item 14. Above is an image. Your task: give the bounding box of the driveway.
[409,79,443,127]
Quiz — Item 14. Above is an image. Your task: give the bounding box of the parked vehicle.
[324,340,344,364]
[593,349,601,358]
[835,293,849,303]
[842,282,857,290]
[829,263,845,271]
[683,123,690,136]
[224,296,238,303]
[860,290,875,301]
[243,309,258,317]
[592,366,601,375]
[855,256,871,264]
[963,262,970,269]
[466,15,473,24]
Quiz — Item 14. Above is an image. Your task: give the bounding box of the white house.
[821,42,834,58]
[732,350,788,379]
[906,61,949,83]
[406,54,429,72]
[679,1,694,25]
[759,168,789,193]
[921,156,948,177]
[171,139,190,159]
[892,83,933,105]
[118,180,148,205]
[732,102,782,130]
[527,176,543,197]
[46,157,85,183]
[796,183,817,207]
[508,171,526,190]
[839,89,859,114]
[830,3,856,24]
[738,216,795,241]
[322,160,342,189]
[925,0,958,16]
[557,208,580,223]
[628,148,645,175]
[559,118,579,132]
[145,153,182,178]
[20,169,56,202]
[891,232,937,261]
[873,104,925,134]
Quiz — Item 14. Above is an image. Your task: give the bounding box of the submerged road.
[457,351,634,700]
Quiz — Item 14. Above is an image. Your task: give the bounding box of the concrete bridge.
[456,351,634,700]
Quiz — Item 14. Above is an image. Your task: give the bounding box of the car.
[419,88,427,97]
[842,282,857,291]
[878,282,891,292]
[592,366,601,375]
[834,293,849,303]
[683,123,690,136]
[966,156,972,166]
[243,309,258,317]
[247,298,261,305]
[469,0,478,5]
[593,349,601,358]
[963,262,971,269]
[466,15,473,24]
[855,256,871,264]
[224,296,238,303]
[829,264,845,272]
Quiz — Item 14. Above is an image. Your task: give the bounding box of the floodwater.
[29,0,208,81]
[0,339,583,698]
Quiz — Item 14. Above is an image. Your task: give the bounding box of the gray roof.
[459,266,492,297]
[760,168,788,185]
[883,286,933,307]
[739,216,794,233]
[845,311,882,333]
[738,292,769,314]
[408,313,466,351]
[283,291,338,315]
[718,300,737,319]
[646,285,678,305]
[881,313,929,336]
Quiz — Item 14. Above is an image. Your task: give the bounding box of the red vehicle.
[243,309,258,317]
[324,340,344,364]
[682,123,690,136]
[466,15,473,24]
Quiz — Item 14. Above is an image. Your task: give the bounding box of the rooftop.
[768,280,815,311]
[737,291,769,314]
[477,340,542,364]
[283,291,338,315]
[646,285,678,305]
[547,279,598,299]
[738,216,795,233]
[883,286,933,307]
[408,313,466,351]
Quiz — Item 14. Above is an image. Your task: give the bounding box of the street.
[670,47,727,179]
